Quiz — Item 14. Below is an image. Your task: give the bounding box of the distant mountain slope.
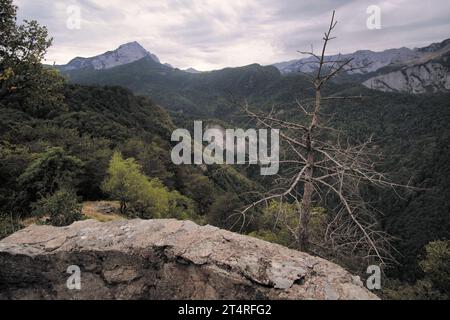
[59,55,317,119]
[273,38,450,94]
[362,41,450,93]
[273,47,421,75]
[57,42,162,72]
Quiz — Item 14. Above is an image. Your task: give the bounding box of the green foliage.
[179,173,217,215]
[102,151,166,217]
[382,240,450,300]
[0,0,65,117]
[120,138,174,185]
[60,48,450,280]
[167,190,199,222]
[0,142,33,210]
[102,152,197,221]
[18,147,83,209]
[249,201,298,247]
[248,201,327,249]
[32,188,83,227]
[419,240,450,294]
[381,278,443,300]
[207,193,242,229]
[0,212,22,240]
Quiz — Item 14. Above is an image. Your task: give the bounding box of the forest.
[1,0,449,300]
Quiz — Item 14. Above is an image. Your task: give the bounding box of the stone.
[0,219,379,300]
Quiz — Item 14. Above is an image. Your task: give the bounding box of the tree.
[102,152,172,218]
[32,188,83,227]
[102,152,198,221]
[207,193,242,229]
[235,11,411,267]
[18,147,84,209]
[419,240,450,294]
[382,240,450,300]
[0,0,65,117]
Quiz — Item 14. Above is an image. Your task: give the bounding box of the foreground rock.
[0,219,378,300]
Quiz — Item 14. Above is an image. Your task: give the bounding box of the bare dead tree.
[233,11,412,267]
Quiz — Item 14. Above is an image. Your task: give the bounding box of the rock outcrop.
[0,219,378,300]
[363,61,450,93]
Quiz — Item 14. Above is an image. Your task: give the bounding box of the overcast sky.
[15,0,450,70]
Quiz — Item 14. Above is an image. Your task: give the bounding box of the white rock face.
[363,62,450,93]
[61,42,160,71]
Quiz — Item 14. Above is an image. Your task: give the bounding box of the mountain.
[362,40,450,93]
[184,67,202,74]
[59,55,309,118]
[58,41,161,71]
[274,38,450,93]
[273,47,421,75]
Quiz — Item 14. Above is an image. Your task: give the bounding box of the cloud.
[14,0,450,70]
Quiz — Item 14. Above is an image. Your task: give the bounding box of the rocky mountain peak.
[60,41,160,71]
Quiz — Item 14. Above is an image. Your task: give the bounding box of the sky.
[15,0,450,71]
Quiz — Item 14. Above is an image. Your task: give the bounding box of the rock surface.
[0,219,378,300]
[363,62,450,93]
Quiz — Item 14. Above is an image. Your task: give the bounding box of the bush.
[32,188,83,226]
[207,193,242,229]
[102,152,196,220]
[18,147,84,210]
[419,240,450,294]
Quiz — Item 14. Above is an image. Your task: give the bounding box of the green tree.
[102,152,198,220]
[32,188,83,227]
[382,241,450,300]
[181,174,216,215]
[419,240,450,294]
[102,152,169,218]
[207,193,242,229]
[18,147,84,209]
[0,0,66,117]
[120,138,173,184]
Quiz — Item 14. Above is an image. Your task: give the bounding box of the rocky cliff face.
[0,219,378,300]
[363,62,450,93]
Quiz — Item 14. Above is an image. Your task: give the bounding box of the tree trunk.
[120,201,127,215]
[300,153,314,251]
[299,88,321,251]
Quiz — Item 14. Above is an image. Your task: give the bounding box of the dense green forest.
[1,0,449,300]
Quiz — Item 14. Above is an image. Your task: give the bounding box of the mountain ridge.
[272,38,450,75]
[58,41,161,71]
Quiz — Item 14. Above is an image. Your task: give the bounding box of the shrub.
[102,152,196,220]
[419,240,450,294]
[32,188,83,226]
